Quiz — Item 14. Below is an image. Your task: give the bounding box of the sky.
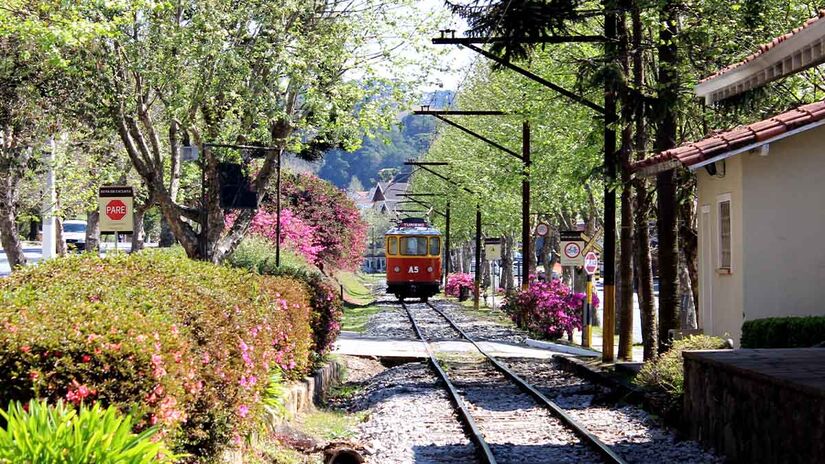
[419,0,474,91]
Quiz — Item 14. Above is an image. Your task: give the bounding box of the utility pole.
[522,121,531,290]
[602,0,619,363]
[413,109,531,291]
[431,14,618,361]
[404,161,480,309]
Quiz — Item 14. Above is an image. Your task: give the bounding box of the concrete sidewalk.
[334,331,566,359]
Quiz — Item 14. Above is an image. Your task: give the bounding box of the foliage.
[445,273,476,298]
[502,278,594,340]
[0,400,178,464]
[0,250,315,458]
[635,335,730,399]
[741,316,825,348]
[229,237,344,359]
[276,172,368,271]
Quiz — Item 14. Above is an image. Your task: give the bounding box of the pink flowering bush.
[228,208,324,265]
[502,277,599,340]
[274,173,368,271]
[446,273,476,298]
[0,250,315,459]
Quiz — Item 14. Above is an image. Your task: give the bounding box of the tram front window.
[401,237,428,256]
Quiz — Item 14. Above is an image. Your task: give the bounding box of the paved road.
[1,242,137,276]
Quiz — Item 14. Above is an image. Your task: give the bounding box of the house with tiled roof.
[634,12,825,345]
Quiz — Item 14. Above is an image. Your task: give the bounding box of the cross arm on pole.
[404,161,477,196]
[413,109,507,116]
[433,115,522,161]
[443,42,604,115]
[401,196,447,218]
[432,36,605,45]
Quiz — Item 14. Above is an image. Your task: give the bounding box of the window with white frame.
[717,194,732,272]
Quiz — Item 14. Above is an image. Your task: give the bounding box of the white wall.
[741,125,825,322]
[696,156,745,344]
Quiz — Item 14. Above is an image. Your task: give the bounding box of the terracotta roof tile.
[632,100,825,173]
[699,11,825,84]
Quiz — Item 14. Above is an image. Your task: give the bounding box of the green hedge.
[741,316,825,348]
[0,249,314,459]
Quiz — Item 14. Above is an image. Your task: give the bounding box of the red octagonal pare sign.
[98,186,134,233]
[106,200,128,221]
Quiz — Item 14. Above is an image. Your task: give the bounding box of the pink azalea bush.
[503,277,599,340]
[229,209,324,265]
[446,273,476,298]
[276,173,368,271]
[0,250,316,459]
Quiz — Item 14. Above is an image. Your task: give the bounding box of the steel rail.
[401,302,497,464]
[424,302,629,464]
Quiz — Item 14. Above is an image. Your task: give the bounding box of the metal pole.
[522,121,531,290]
[474,204,481,311]
[602,2,618,362]
[200,146,208,260]
[584,273,593,348]
[275,149,282,267]
[445,201,451,288]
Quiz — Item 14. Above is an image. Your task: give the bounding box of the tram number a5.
[408,266,419,274]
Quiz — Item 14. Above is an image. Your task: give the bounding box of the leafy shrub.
[445,273,475,298]
[501,278,595,340]
[0,250,314,458]
[635,335,730,399]
[741,316,825,348]
[0,400,178,463]
[229,238,343,358]
[227,210,324,266]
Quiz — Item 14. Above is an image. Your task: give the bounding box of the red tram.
[385,217,442,302]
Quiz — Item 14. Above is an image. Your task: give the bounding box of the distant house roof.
[696,11,825,103]
[633,100,825,175]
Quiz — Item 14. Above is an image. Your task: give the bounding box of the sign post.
[560,231,585,267]
[484,238,502,309]
[99,186,134,251]
[583,251,599,348]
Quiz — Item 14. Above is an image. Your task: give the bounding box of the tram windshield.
[387,236,398,255]
[400,237,428,256]
[429,237,440,255]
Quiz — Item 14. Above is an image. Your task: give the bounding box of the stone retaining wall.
[222,358,345,463]
[683,350,825,464]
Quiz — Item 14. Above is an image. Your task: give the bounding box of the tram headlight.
[393,266,400,273]
[427,266,433,272]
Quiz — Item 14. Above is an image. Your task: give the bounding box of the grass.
[296,409,366,442]
[341,303,381,333]
[334,271,375,306]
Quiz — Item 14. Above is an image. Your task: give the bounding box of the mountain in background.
[317,90,454,189]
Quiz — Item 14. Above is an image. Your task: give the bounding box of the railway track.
[401,300,628,464]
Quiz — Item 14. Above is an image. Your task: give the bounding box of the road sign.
[99,186,134,233]
[484,238,502,260]
[535,223,550,237]
[560,230,585,266]
[584,251,599,275]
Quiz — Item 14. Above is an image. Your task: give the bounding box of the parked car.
[63,220,87,251]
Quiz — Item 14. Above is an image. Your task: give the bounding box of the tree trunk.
[27,218,38,241]
[655,0,681,353]
[159,217,175,247]
[679,196,700,324]
[86,210,100,253]
[0,187,26,269]
[501,234,515,293]
[631,1,658,361]
[617,9,634,361]
[679,250,697,329]
[55,217,67,257]
[131,207,146,252]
